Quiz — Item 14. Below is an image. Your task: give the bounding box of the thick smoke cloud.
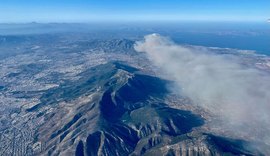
[134,34,270,143]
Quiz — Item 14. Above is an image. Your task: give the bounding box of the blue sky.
[0,0,269,22]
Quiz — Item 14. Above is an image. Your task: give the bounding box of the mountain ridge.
[26,62,264,156]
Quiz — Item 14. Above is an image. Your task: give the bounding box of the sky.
[0,0,270,23]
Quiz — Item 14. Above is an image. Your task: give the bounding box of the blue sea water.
[161,22,270,55]
[172,32,270,56]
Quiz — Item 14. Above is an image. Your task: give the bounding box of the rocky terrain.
[0,31,270,156]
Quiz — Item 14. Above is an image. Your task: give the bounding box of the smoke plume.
[134,34,270,143]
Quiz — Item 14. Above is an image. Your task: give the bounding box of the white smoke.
[134,34,270,143]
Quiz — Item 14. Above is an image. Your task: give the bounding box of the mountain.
[75,39,136,54]
[25,62,263,156]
